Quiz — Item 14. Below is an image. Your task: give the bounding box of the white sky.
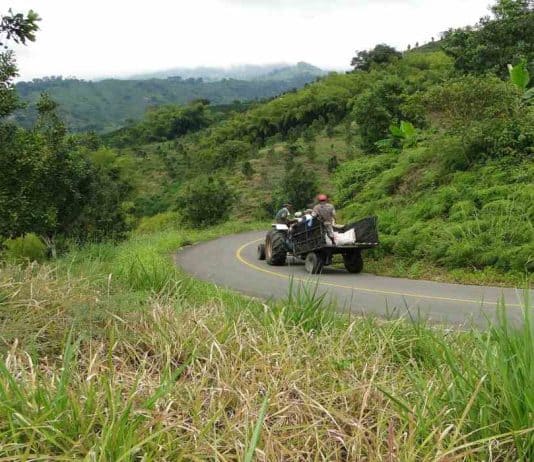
[4,0,492,81]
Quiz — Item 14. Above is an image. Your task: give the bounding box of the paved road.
[175,231,531,328]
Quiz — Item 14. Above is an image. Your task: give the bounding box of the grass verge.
[0,222,532,460]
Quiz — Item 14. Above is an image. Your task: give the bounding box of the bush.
[214,139,252,168]
[2,233,47,263]
[281,164,318,210]
[352,76,406,151]
[179,175,234,227]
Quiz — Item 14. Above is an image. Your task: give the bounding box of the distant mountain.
[127,62,326,82]
[14,65,326,133]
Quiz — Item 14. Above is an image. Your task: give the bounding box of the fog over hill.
[127,62,328,81]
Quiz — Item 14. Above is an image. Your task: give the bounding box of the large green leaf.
[400,120,416,138]
[508,60,530,90]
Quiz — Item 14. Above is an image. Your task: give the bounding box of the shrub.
[280,164,318,210]
[179,175,234,227]
[241,161,254,179]
[352,76,406,151]
[334,154,395,206]
[214,139,252,168]
[2,233,47,263]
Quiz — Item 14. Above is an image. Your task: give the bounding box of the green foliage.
[351,44,402,71]
[179,175,234,227]
[214,139,252,168]
[377,120,418,151]
[442,1,534,77]
[508,59,530,90]
[15,71,324,133]
[0,9,40,118]
[112,240,177,292]
[0,9,40,47]
[136,212,180,234]
[424,75,519,127]
[104,102,212,147]
[352,76,406,151]
[279,164,318,211]
[327,155,339,173]
[0,96,132,242]
[2,233,46,263]
[241,160,254,179]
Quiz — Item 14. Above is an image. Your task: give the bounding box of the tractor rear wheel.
[266,231,287,266]
[305,252,324,274]
[343,250,364,273]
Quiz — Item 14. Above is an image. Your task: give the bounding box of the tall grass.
[380,299,534,460]
[0,222,532,459]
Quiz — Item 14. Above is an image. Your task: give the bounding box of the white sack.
[333,228,356,246]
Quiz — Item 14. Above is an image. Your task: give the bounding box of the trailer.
[257,216,379,274]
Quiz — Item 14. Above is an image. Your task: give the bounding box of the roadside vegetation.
[1,220,533,459]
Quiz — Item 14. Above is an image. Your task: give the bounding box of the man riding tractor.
[275,202,293,224]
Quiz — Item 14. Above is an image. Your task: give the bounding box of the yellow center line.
[235,238,525,308]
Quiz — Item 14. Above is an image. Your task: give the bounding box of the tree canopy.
[351,44,402,71]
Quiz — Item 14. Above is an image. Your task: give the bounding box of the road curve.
[175,231,532,328]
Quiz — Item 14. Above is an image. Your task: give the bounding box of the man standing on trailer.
[312,194,336,244]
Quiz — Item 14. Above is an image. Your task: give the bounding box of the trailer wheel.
[305,252,324,274]
[343,250,363,273]
[266,231,287,266]
[257,243,266,260]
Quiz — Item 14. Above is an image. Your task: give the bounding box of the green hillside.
[14,68,323,132]
[101,44,532,284]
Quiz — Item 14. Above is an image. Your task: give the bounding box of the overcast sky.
[6,0,492,81]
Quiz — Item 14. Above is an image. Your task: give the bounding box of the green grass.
[0,222,532,459]
[362,254,531,287]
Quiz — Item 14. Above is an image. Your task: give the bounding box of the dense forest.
[1,0,533,278]
[14,62,325,132]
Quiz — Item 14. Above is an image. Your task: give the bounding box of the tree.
[214,139,252,168]
[280,165,318,210]
[179,176,234,227]
[351,44,402,71]
[352,76,406,151]
[0,94,132,243]
[0,9,39,47]
[442,0,534,77]
[0,15,131,245]
[1,9,40,118]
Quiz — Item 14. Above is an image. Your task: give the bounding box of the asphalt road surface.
[176,231,532,328]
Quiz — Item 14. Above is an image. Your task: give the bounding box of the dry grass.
[0,225,532,460]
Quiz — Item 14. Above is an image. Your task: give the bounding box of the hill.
[127,61,327,81]
[13,65,324,132]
